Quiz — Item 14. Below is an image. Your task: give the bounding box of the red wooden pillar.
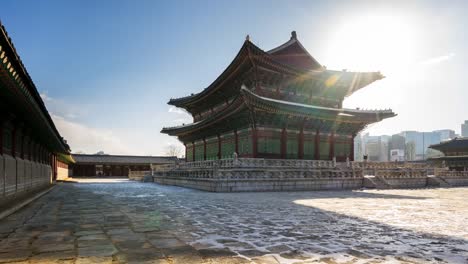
[54,154,57,180]
[314,130,320,160]
[298,128,304,159]
[252,127,258,158]
[350,134,355,161]
[234,130,239,155]
[280,128,287,159]
[203,138,207,160]
[329,132,335,160]
[217,134,221,159]
[192,141,195,162]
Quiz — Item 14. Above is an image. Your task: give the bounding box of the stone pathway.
[0,179,467,263]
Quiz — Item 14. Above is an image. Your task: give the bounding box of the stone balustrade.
[374,168,428,178]
[434,168,468,178]
[166,158,336,170]
[151,158,468,192]
[351,161,431,169]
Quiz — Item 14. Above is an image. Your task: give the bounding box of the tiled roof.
[72,154,177,165]
[429,137,468,151]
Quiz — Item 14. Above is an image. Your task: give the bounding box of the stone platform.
[152,158,468,192]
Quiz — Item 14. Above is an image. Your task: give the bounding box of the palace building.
[162,32,395,162]
[0,21,72,205]
[71,154,177,177]
[429,137,468,171]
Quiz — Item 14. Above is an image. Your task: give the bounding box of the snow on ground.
[83,179,468,263]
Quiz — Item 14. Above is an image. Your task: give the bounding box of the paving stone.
[29,250,76,262]
[74,230,103,236]
[77,234,108,241]
[197,248,237,258]
[75,256,113,264]
[251,255,280,264]
[34,243,75,253]
[148,238,186,249]
[0,251,31,263]
[78,245,118,257]
[0,179,466,263]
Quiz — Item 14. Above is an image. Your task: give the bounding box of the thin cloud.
[420,53,455,65]
[168,106,188,115]
[51,114,133,154]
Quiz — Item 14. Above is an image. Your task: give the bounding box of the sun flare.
[323,14,420,74]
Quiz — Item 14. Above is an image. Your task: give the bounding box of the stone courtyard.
[0,179,467,264]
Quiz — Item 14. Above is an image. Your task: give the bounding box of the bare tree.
[405,141,416,161]
[165,144,183,157]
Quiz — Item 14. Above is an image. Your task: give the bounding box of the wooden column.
[203,138,207,160]
[298,128,304,159]
[54,154,57,180]
[350,134,355,161]
[217,134,221,159]
[234,130,239,155]
[192,141,195,162]
[280,128,287,159]
[329,132,335,160]
[314,130,320,160]
[252,128,258,158]
[184,144,187,162]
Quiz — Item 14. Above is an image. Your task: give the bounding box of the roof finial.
[291,31,297,40]
[246,34,250,41]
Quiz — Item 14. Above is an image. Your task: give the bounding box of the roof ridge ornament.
[291,31,297,40]
[246,34,250,42]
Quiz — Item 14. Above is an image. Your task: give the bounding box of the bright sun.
[323,14,420,74]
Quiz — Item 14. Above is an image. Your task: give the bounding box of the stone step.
[427,175,452,187]
[363,175,391,189]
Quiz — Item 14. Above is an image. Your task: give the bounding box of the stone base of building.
[152,159,468,192]
[154,176,363,192]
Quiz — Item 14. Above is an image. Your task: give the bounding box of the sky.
[1,0,467,156]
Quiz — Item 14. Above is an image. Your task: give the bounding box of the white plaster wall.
[4,154,16,196]
[24,159,32,191]
[57,167,69,180]
[31,162,40,188]
[16,158,25,193]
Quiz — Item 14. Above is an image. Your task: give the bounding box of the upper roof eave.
[0,21,70,153]
[240,86,396,122]
[168,33,385,109]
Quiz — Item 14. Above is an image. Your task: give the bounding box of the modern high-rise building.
[462,121,468,137]
[434,129,456,141]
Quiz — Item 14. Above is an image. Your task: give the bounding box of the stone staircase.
[363,175,391,189]
[427,175,452,187]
